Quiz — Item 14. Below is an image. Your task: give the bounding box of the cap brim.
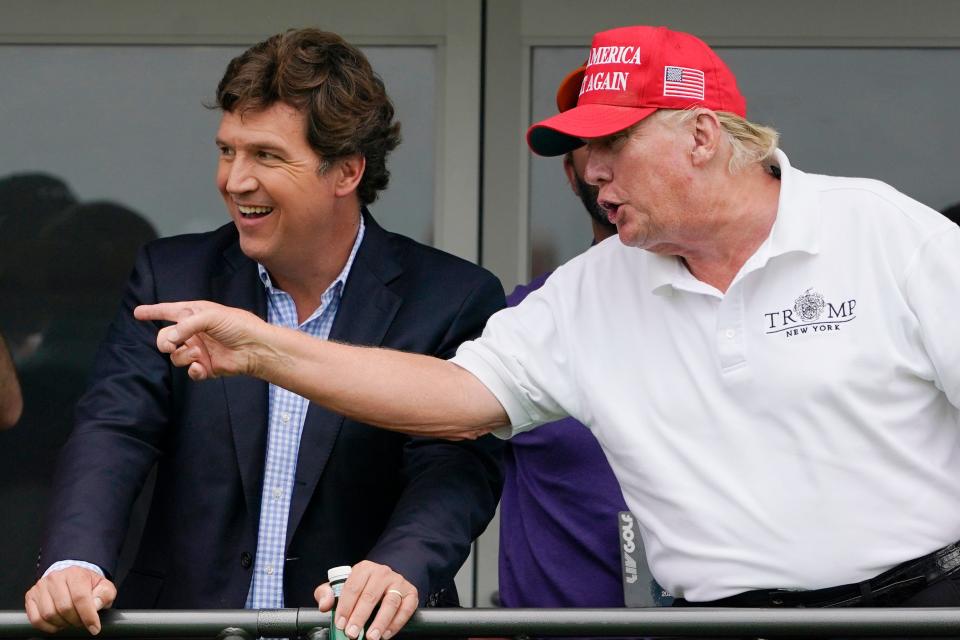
[527,104,658,157]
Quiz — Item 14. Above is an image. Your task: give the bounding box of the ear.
[562,153,581,197]
[333,153,366,198]
[690,109,722,167]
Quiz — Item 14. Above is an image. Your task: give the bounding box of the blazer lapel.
[285,212,403,547]
[212,239,270,522]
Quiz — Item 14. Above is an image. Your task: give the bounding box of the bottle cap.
[328,565,352,583]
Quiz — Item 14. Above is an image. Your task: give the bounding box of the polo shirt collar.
[646,148,821,296]
[761,149,821,260]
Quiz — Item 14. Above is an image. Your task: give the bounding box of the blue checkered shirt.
[244,218,365,609]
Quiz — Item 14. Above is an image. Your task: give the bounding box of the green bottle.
[328,566,364,640]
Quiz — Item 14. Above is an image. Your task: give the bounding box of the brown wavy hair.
[215,29,401,205]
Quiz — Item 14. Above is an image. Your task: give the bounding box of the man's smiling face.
[215,102,342,271]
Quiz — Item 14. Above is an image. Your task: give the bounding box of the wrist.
[247,322,288,381]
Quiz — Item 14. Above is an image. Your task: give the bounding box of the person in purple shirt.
[498,65,627,609]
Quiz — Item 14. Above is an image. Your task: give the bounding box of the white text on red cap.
[580,46,642,97]
[586,46,642,67]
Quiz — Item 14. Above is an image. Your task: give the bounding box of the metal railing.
[3,608,960,638]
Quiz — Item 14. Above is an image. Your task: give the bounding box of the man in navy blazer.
[26,29,504,640]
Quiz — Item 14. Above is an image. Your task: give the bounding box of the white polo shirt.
[452,150,960,602]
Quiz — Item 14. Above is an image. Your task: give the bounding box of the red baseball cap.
[528,26,747,156]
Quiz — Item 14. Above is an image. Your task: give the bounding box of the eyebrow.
[214,138,288,155]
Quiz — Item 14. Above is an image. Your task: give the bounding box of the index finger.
[134,301,201,323]
[66,576,101,634]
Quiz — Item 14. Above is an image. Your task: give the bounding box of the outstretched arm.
[0,332,23,429]
[134,300,509,439]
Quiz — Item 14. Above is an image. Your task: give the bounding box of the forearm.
[254,323,508,439]
[0,333,23,429]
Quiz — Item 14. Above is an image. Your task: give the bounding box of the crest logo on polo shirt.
[764,288,857,338]
[793,288,825,321]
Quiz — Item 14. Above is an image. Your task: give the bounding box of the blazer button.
[241,552,252,569]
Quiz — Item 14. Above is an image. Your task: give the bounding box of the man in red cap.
[136,26,960,610]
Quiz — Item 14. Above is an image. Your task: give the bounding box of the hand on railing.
[24,567,116,635]
[314,561,418,640]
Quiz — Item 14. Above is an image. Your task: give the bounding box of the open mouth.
[237,204,274,219]
[598,200,621,224]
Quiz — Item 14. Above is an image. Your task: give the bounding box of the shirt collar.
[257,215,367,300]
[760,149,821,260]
[646,149,821,296]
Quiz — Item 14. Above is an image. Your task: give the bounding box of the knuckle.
[53,594,73,613]
[360,590,378,604]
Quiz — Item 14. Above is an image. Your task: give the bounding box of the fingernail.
[336,617,346,630]
[94,597,104,609]
[88,625,100,635]
[368,629,381,640]
[347,624,359,638]
[383,630,394,640]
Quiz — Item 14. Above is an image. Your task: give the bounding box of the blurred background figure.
[0,332,21,429]
[14,201,158,373]
[0,173,78,362]
[0,193,157,607]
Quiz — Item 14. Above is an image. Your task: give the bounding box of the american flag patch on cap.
[663,66,705,100]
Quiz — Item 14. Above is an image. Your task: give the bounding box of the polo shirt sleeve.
[903,223,960,407]
[451,275,578,439]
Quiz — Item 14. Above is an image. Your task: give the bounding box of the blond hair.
[657,109,779,174]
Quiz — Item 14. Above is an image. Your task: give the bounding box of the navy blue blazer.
[40,211,505,608]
